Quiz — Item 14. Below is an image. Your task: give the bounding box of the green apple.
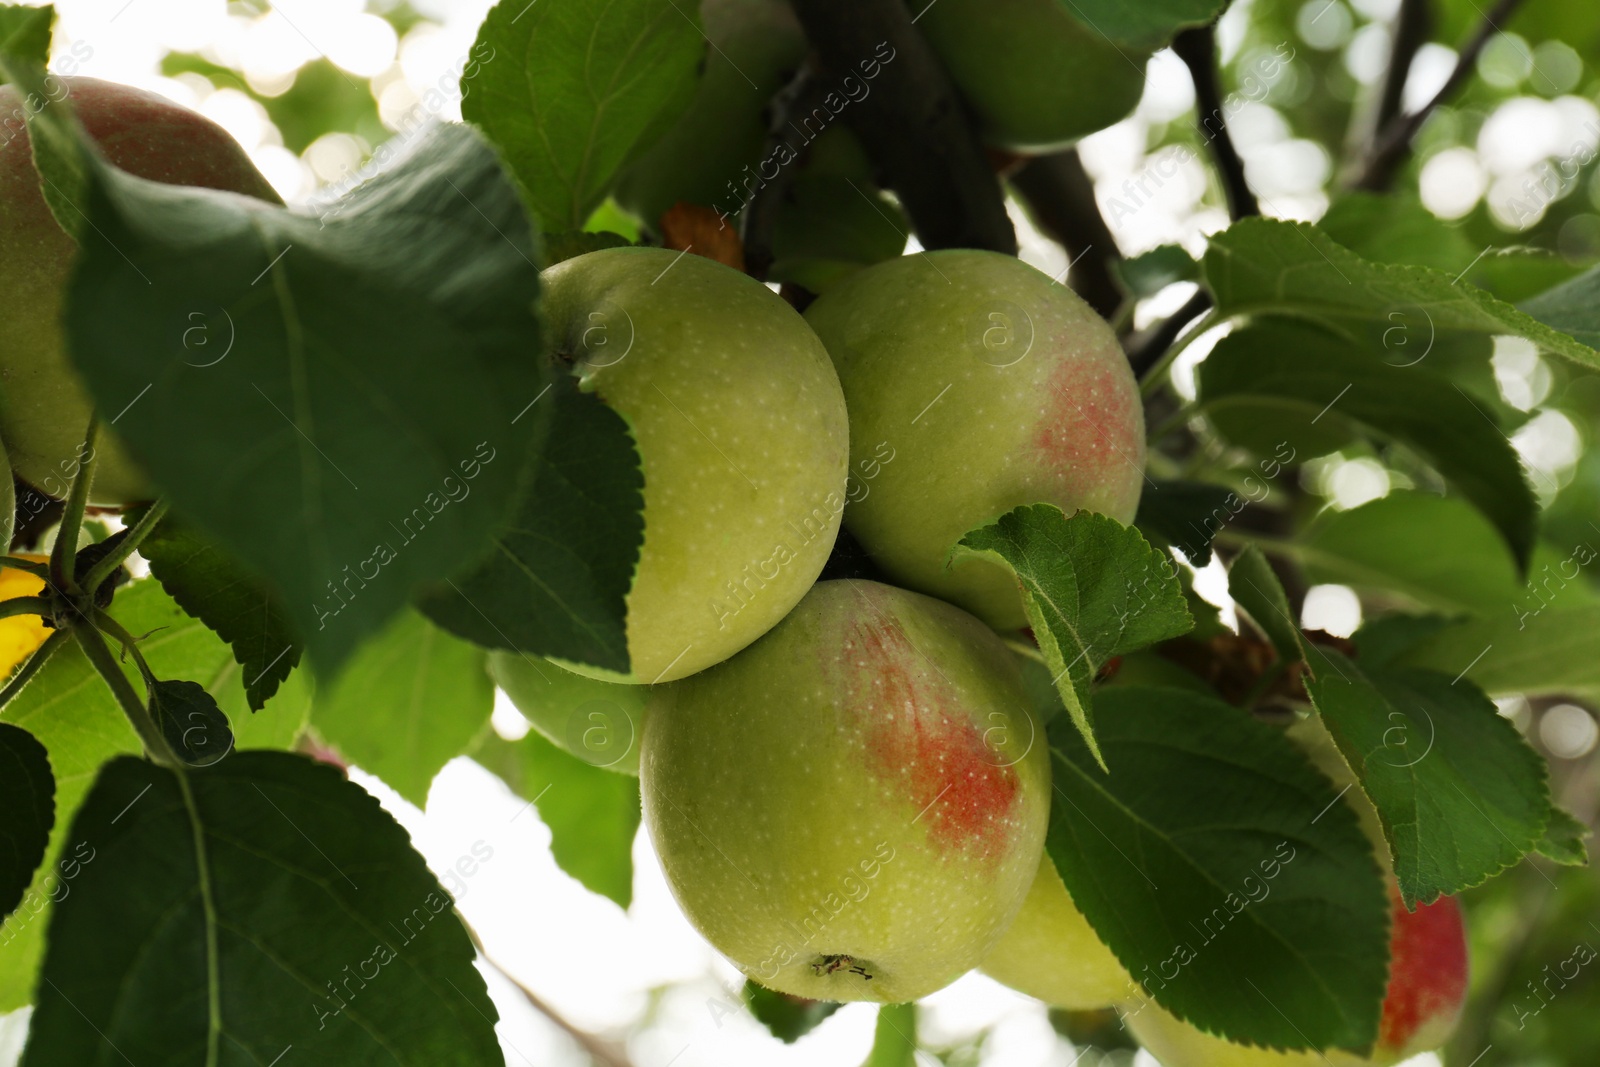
[488,650,649,775]
[543,246,848,683]
[978,854,1132,1009]
[612,0,805,230]
[0,76,281,505]
[1123,888,1468,1067]
[913,0,1147,152]
[804,249,1146,630]
[641,578,1050,1001]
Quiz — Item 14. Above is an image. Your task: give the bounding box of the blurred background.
[0,0,1596,1064]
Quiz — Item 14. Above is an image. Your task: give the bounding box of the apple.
[1123,888,1468,1067]
[612,0,806,231]
[803,249,1146,630]
[543,246,848,682]
[978,854,1133,1009]
[488,650,648,775]
[0,76,281,505]
[641,578,1050,1002]
[912,0,1147,153]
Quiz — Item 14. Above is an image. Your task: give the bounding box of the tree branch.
[741,68,825,281]
[788,0,1016,254]
[1173,23,1259,220]
[1354,0,1524,191]
[1010,149,1124,319]
[1372,0,1433,139]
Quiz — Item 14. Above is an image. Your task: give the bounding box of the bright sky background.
[4,0,1594,1060]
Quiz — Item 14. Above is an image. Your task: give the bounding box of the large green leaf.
[1133,479,1235,566]
[0,4,53,70]
[22,752,501,1065]
[1520,262,1600,351]
[957,506,1193,768]
[1056,0,1227,49]
[0,723,52,923]
[312,609,495,807]
[1048,686,1388,1053]
[1198,318,1538,568]
[474,730,640,908]
[138,511,302,710]
[1201,218,1600,370]
[418,378,642,674]
[61,119,547,674]
[1297,492,1545,616]
[1304,653,1551,906]
[463,0,704,229]
[0,578,309,1011]
[1395,604,1600,698]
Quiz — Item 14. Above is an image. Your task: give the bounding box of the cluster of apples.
[0,70,1471,1067]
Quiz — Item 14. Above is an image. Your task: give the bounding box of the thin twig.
[1010,148,1124,318]
[82,499,168,594]
[461,920,635,1067]
[788,0,1016,254]
[1173,23,1259,220]
[1355,0,1525,190]
[50,417,99,594]
[1126,290,1214,380]
[0,629,67,713]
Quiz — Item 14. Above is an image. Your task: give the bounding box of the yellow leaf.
[0,555,51,677]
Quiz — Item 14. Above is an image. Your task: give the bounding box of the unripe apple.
[612,0,805,230]
[1123,888,1468,1067]
[804,250,1145,630]
[488,650,648,775]
[0,76,281,504]
[543,247,848,682]
[978,854,1132,1009]
[641,578,1050,1002]
[912,0,1147,152]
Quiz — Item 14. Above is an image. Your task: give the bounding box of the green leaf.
[1351,614,1456,670]
[1227,544,1303,661]
[138,512,301,710]
[312,609,495,808]
[151,678,235,768]
[861,1002,917,1067]
[63,120,547,674]
[1057,0,1227,49]
[1115,243,1200,299]
[1297,493,1536,616]
[22,752,501,1065]
[1534,807,1590,866]
[1318,193,1476,272]
[1394,604,1600,699]
[1048,687,1389,1053]
[1520,262,1600,351]
[1304,654,1551,906]
[544,228,632,266]
[462,0,705,230]
[474,730,640,908]
[0,723,52,922]
[742,981,841,1044]
[419,377,643,674]
[1201,217,1600,371]
[1132,479,1234,566]
[0,4,53,70]
[0,578,309,1011]
[957,505,1192,768]
[1199,318,1538,568]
